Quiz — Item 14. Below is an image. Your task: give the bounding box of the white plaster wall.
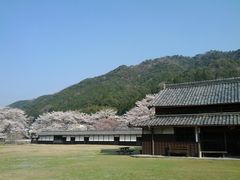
[108,135,114,141]
[99,135,103,141]
[66,136,71,141]
[120,135,125,142]
[130,135,136,142]
[79,136,84,141]
[154,127,174,134]
[93,135,99,141]
[125,135,131,141]
[89,136,94,141]
[75,136,80,141]
[103,135,108,141]
[50,136,53,141]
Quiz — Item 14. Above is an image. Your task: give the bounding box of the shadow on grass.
[100,147,142,155]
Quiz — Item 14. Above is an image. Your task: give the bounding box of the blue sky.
[0,0,240,107]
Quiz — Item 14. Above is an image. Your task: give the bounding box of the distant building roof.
[132,112,240,127]
[151,77,240,107]
[38,129,142,136]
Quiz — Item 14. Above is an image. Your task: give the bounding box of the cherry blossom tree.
[0,108,31,139]
[30,108,123,133]
[1,94,156,139]
[117,94,155,129]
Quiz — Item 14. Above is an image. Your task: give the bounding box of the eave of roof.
[131,112,240,127]
[166,77,240,89]
[38,129,142,136]
[150,102,240,108]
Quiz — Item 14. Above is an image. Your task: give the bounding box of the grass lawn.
[0,144,240,180]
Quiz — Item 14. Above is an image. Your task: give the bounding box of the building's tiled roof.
[132,113,240,127]
[151,77,240,107]
[38,129,142,136]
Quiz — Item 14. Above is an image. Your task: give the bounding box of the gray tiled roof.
[132,113,240,127]
[38,129,142,136]
[151,77,240,107]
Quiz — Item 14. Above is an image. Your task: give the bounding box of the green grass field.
[0,144,240,180]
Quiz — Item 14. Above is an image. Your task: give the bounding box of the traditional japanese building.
[131,77,240,157]
[33,130,142,146]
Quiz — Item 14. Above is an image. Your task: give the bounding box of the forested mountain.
[10,49,240,117]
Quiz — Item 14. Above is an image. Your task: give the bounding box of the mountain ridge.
[9,49,240,117]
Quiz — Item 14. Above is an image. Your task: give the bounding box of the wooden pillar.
[224,131,227,151]
[195,126,202,158]
[151,128,155,155]
[195,126,199,143]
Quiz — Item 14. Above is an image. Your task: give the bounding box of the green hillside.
[9,49,240,117]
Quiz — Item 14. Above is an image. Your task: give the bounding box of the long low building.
[32,130,142,146]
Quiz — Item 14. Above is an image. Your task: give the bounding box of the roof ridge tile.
[166,77,240,89]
